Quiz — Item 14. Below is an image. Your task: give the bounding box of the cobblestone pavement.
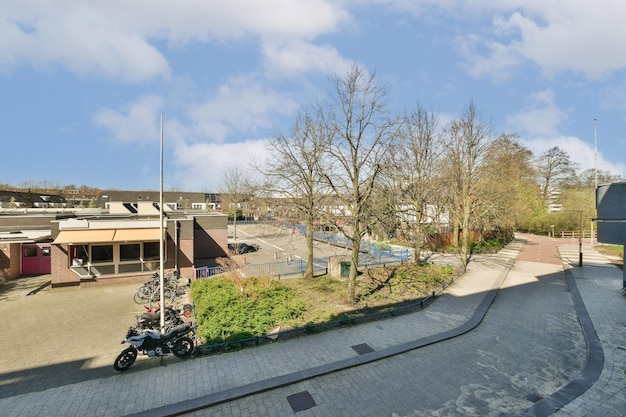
[0,233,624,416]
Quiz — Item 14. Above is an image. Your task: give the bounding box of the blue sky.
[2,1,625,192]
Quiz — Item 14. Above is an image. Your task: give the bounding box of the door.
[21,244,52,275]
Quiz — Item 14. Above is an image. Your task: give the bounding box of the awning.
[53,229,116,244]
[53,228,161,244]
[113,228,161,242]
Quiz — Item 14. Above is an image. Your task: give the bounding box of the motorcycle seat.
[161,324,191,339]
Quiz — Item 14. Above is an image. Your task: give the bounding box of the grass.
[594,244,623,267]
[191,262,458,348]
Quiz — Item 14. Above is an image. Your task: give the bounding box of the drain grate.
[351,343,375,355]
[524,389,544,403]
[287,391,316,412]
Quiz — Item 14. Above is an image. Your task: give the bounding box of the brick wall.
[50,244,80,287]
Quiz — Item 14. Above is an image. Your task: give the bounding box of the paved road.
[516,234,563,265]
[0,233,624,416]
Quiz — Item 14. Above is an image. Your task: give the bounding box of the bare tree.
[220,167,254,241]
[320,65,399,303]
[442,102,493,267]
[261,109,330,279]
[535,146,579,208]
[577,168,622,188]
[387,105,444,262]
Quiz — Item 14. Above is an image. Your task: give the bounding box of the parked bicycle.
[132,271,187,305]
[133,280,173,304]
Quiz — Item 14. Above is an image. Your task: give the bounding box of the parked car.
[228,243,260,254]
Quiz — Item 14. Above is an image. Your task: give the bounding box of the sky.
[2,0,626,192]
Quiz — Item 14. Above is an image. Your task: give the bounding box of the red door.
[21,244,52,276]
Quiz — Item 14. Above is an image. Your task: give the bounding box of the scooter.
[113,323,194,371]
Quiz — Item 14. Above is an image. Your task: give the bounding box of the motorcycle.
[113,323,195,371]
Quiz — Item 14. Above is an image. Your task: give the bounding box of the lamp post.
[563,210,583,267]
[592,118,597,245]
[577,210,583,267]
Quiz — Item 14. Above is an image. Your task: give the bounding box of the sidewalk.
[1,236,624,416]
[551,244,626,417]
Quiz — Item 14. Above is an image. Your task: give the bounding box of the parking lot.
[230,223,351,262]
[0,275,162,398]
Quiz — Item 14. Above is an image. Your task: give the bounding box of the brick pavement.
[0,235,624,416]
[552,245,626,417]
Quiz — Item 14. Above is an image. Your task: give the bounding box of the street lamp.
[577,210,583,267]
[562,210,583,267]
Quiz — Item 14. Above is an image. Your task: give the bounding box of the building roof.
[0,229,52,243]
[0,190,67,205]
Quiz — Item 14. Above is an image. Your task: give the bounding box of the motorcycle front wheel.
[172,337,194,358]
[114,347,138,371]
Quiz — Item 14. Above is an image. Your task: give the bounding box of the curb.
[124,250,517,417]
[513,264,604,417]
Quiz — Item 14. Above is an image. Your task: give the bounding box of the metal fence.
[195,257,331,279]
[194,249,409,279]
[196,224,410,280]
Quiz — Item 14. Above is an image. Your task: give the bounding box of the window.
[69,240,164,277]
[143,242,160,260]
[23,246,38,257]
[70,245,89,266]
[42,247,51,257]
[91,245,113,263]
[120,244,140,261]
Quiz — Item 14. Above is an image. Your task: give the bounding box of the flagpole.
[159,112,165,333]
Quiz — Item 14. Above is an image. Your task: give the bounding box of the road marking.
[236,228,285,251]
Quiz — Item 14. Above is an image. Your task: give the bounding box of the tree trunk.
[346,231,361,303]
[413,225,423,263]
[304,222,314,279]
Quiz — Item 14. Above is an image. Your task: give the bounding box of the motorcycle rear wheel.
[172,337,194,358]
[114,347,138,371]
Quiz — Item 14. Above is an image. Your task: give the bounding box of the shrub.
[191,276,307,345]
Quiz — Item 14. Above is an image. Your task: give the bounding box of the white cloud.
[187,76,298,142]
[0,0,349,82]
[172,139,270,191]
[507,89,566,136]
[458,34,522,81]
[522,135,626,178]
[93,95,164,143]
[461,1,626,80]
[262,40,355,78]
[0,3,171,82]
